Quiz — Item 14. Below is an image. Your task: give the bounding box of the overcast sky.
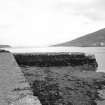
[0,0,105,47]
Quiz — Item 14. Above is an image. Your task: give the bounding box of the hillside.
[54,28,105,47]
[0,45,10,48]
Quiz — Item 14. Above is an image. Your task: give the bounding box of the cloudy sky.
[0,0,105,47]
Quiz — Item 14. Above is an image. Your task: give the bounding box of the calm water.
[3,47,105,72]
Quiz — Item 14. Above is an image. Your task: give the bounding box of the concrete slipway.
[0,51,33,105]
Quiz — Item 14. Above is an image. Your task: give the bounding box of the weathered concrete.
[0,52,33,105]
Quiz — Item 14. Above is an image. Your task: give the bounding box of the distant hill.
[0,45,10,48]
[54,28,105,47]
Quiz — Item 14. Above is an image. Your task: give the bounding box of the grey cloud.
[56,0,105,21]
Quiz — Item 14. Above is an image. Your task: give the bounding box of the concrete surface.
[0,52,33,105]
